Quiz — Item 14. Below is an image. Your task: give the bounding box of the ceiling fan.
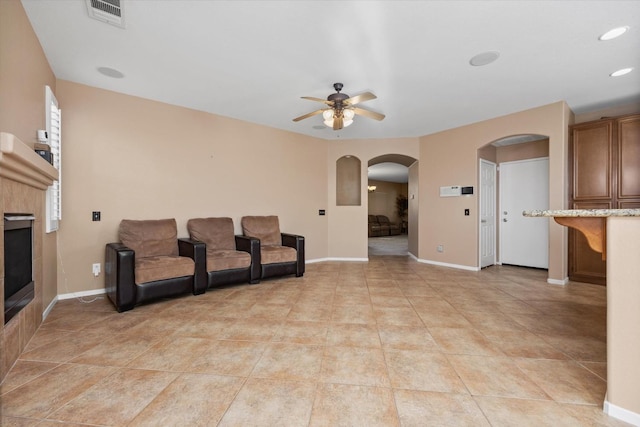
[293,83,385,130]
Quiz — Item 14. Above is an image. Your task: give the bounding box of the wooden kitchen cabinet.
[569,113,640,285]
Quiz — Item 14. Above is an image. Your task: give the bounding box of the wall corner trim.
[415,258,481,272]
[57,288,107,301]
[603,399,640,426]
[42,296,58,320]
[547,277,569,286]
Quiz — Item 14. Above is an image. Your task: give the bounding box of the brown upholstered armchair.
[368,215,383,237]
[105,218,206,312]
[377,215,401,236]
[241,215,304,279]
[187,217,260,288]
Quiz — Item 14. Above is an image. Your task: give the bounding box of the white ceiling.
[22,0,640,142]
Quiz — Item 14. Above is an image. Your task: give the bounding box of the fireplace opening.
[4,214,35,324]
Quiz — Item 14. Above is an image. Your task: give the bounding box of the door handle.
[481,220,487,223]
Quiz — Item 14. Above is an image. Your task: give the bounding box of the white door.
[480,159,496,268]
[499,158,549,269]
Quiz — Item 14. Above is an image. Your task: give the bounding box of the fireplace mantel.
[0,132,58,189]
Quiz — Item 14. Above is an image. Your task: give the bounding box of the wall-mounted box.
[440,186,461,197]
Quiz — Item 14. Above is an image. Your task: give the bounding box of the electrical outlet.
[92,263,101,276]
[437,245,444,253]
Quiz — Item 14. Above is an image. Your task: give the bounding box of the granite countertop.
[523,209,640,217]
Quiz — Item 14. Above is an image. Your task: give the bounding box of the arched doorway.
[367,154,418,257]
[478,134,550,269]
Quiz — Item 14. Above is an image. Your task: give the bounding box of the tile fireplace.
[1,132,57,380]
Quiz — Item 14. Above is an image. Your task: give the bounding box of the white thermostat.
[440,186,461,197]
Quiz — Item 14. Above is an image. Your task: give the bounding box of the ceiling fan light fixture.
[323,109,354,128]
[344,109,355,120]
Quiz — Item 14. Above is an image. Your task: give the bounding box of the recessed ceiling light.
[469,51,500,67]
[97,66,124,78]
[599,26,629,41]
[610,67,633,77]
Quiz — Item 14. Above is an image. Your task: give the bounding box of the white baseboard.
[42,289,105,320]
[604,399,640,426]
[547,277,569,285]
[57,288,106,300]
[415,258,481,272]
[42,296,58,320]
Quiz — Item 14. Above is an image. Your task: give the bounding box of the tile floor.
[0,255,632,426]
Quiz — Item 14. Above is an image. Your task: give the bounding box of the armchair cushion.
[241,215,281,246]
[187,217,235,251]
[135,255,195,284]
[261,245,297,264]
[206,250,251,272]
[119,218,178,258]
[376,215,391,225]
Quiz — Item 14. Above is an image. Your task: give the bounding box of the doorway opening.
[478,134,550,269]
[367,154,417,257]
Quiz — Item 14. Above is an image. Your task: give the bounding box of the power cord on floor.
[57,237,104,304]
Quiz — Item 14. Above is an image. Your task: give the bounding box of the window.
[45,86,61,233]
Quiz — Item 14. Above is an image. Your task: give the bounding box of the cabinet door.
[568,201,610,286]
[617,115,640,200]
[571,120,614,200]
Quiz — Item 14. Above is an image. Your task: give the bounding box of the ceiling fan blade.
[353,107,385,121]
[301,96,333,106]
[292,109,325,122]
[344,92,376,106]
[333,116,343,130]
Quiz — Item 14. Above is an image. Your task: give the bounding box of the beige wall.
[419,102,573,282]
[327,139,419,259]
[496,138,549,163]
[55,81,329,294]
[0,0,58,309]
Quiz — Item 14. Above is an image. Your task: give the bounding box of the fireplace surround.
[1,132,57,380]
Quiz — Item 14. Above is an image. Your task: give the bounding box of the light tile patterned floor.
[1,255,632,426]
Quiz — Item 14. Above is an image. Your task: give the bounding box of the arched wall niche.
[336,155,361,206]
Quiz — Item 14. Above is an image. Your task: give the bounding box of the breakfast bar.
[523,209,640,424]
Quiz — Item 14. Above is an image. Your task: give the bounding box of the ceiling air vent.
[85,0,125,28]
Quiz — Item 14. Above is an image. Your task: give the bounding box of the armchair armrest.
[178,238,207,295]
[105,242,135,312]
[281,233,305,277]
[236,235,261,283]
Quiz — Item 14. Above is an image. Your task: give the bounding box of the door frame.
[479,158,497,268]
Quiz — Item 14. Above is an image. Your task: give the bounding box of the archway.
[367,154,418,257]
[477,134,550,269]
